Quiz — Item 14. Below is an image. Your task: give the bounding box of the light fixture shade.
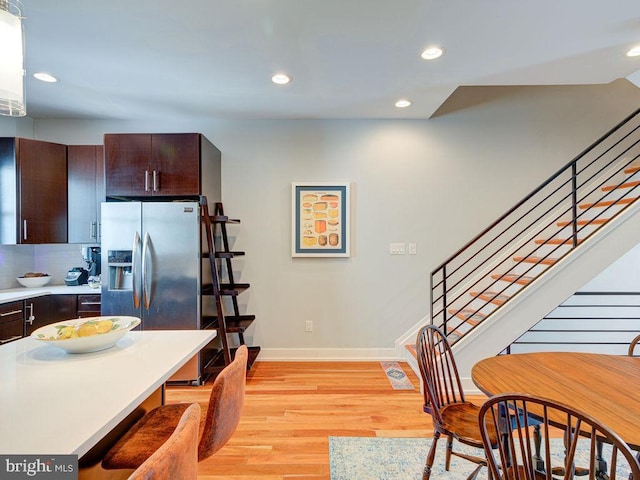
[0,1,25,117]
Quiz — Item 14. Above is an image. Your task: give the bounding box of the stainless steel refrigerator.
[101,201,202,381]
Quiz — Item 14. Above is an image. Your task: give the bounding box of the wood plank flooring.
[166,361,486,480]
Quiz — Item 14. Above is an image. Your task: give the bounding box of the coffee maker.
[83,246,101,277]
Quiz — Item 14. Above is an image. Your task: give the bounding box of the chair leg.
[445,434,454,470]
[423,432,441,480]
[465,464,483,480]
[533,424,544,472]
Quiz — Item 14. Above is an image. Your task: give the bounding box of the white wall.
[2,81,640,359]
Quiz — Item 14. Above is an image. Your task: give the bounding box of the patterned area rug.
[328,436,631,480]
[380,361,414,390]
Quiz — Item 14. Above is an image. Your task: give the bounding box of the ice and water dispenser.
[107,250,133,290]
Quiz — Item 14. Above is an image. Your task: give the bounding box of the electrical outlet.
[305,320,313,332]
[408,243,417,255]
[389,243,406,255]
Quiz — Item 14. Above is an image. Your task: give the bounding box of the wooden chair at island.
[128,402,201,480]
[103,345,248,472]
[416,324,499,480]
[478,392,640,480]
[629,334,640,356]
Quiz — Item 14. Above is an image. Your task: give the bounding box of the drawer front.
[0,301,24,324]
[77,294,101,317]
[0,318,23,344]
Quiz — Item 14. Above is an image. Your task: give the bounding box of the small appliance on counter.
[65,267,89,286]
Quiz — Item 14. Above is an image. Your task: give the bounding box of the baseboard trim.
[256,347,399,361]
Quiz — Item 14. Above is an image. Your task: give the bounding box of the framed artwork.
[292,182,350,257]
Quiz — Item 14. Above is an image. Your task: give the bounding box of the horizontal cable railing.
[431,107,640,343]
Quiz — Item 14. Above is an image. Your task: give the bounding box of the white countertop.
[0,329,215,456]
[0,285,100,304]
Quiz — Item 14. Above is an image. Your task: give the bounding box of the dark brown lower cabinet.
[25,295,77,336]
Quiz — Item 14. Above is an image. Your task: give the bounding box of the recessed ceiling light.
[421,46,444,60]
[33,72,58,83]
[271,73,291,85]
[627,46,640,57]
[395,99,412,108]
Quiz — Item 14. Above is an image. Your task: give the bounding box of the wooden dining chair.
[628,334,640,357]
[103,345,248,470]
[416,324,499,480]
[478,392,640,480]
[127,402,200,480]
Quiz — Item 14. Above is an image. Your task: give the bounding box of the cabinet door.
[17,138,68,244]
[68,145,102,243]
[105,134,152,197]
[151,133,200,195]
[25,295,77,336]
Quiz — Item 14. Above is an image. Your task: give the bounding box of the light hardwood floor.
[166,361,486,480]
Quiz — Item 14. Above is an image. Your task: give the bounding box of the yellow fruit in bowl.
[77,323,99,337]
[96,319,114,334]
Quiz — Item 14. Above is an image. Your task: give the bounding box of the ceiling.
[17,0,640,120]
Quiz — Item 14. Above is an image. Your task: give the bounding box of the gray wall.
[2,80,640,359]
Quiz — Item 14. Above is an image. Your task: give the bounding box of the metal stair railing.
[431,107,640,343]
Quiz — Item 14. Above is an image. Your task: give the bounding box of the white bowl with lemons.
[31,316,141,353]
[17,275,51,288]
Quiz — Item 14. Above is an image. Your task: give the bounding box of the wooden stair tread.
[470,291,510,306]
[534,237,584,246]
[512,256,558,266]
[579,196,638,209]
[556,217,610,227]
[491,273,534,285]
[405,344,416,359]
[447,308,485,325]
[602,180,640,192]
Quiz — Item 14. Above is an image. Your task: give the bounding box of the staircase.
[410,108,640,380]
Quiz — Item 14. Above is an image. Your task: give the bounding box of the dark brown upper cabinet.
[0,137,68,244]
[105,133,217,198]
[67,145,105,243]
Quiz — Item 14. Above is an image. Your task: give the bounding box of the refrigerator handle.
[142,232,151,309]
[132,231,141,309]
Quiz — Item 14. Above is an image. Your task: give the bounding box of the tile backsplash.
[0,244,85,289]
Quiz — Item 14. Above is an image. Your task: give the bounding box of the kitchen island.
[0,329,215,460]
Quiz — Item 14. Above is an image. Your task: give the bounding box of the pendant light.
[0,0,25,117]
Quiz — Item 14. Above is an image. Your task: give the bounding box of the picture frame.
[291,182,350,257]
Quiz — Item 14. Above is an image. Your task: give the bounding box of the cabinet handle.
[23,220,27,240]
[80,302,101,306]
[0,336,21,345]
[153,170,159,192]
[144,170,150,192]
[0,310,22,317]
[26,303,35,325]
[90,221,97,240]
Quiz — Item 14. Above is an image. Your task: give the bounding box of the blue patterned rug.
[380,361,414,390]
[328,436,631,480]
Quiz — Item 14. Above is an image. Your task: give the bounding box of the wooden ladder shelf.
[200,197,260,380]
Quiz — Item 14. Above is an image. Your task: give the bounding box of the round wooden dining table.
[472,351,640,449]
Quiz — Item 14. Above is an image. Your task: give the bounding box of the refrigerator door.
[141,202,201,331]
[101,202,143,319]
